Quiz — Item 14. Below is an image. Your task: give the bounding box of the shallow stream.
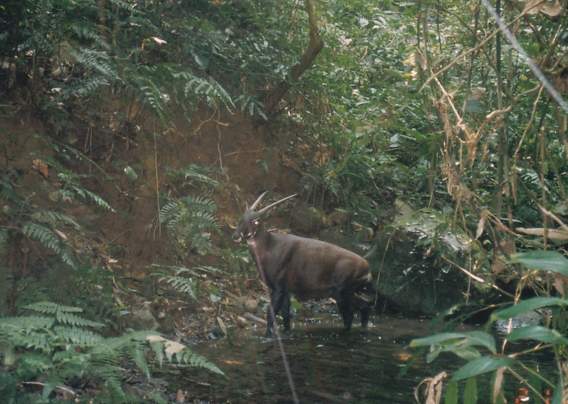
[172,313,557,403]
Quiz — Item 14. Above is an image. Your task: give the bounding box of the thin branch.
[441,256,515,298]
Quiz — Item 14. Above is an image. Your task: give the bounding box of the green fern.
[151,264,225,301]
[72,47,119,80]
[123,66,175,128]
[57,173,115,212]
[30,210,81,229]
[0,303,223,402]
[162,276,199,300]
[22,222,77,267]
[165,164,224,189]
[159,195,220,255]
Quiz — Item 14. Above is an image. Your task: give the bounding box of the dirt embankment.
[0,100,320,338]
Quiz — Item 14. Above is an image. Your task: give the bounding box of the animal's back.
[270,232,371,301]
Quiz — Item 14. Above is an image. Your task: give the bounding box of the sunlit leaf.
[452,346,481,361]
[452,356,516,381]
[410,331,496,353]
[509,250,568,276]
[490,297,568,322]
[124,165,138,180]
[505,325,568,345]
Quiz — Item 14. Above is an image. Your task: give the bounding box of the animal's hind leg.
[354,294,371,327]
[281,293,291,330]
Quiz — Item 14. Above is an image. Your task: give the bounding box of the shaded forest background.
[1,0,568,402]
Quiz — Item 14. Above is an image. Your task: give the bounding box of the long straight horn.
[258,194,298,215]
[249,191,269,211]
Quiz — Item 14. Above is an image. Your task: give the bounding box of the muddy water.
[173,313,557,403]
[175,314,474,403]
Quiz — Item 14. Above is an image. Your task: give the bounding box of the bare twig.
[441,256,515,298]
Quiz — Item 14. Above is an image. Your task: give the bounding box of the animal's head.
[232,191,297,243]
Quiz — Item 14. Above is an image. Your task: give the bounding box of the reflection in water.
[175,315,465,403]
[174,314,557,403]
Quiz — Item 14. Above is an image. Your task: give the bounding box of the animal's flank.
[233,192,374,337]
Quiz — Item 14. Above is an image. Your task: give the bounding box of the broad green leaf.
[490,297,568,322]
[409,332,464,347]
[510,250,568,275]
[410,331,496,353]
[463,377,478,404]
[427,344,481,364]
[444,381,458,404]
[452,356,516,381]
[505,325,568,345]
[552,381,564,404]
[124,165,138,180]
[452,346,482,361]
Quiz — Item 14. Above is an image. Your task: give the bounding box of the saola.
[233,192,373,337]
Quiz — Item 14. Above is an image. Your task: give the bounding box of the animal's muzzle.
[232,232,243,243]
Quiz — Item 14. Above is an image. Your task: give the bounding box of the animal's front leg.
[334,290,355,331]
[281,293,291,330]
[266,286,287,337]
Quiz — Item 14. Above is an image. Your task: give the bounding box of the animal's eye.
[253,220,260,226]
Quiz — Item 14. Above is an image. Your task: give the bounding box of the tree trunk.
[262,0,324,118]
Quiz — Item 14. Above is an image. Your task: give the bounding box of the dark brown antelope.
[233,192,373,337]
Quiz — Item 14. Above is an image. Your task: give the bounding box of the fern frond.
[145,334,224,375]
[71,187,115,212]
[31,210,81,229]
[0,316,55,332]
[24,302,103,328]
[159,200,181,224]
[72,48,119,80]
[24,302,83,315]
[20,332,52,352]
[194,265,226,275]
[70,20,110,50]
[53,326,103,346]
[185,211,221,231]
[150,264,225,276]
[55,311,104,328]
[22,222,62,252]
[160,276,198,300]
[178,195,218,212]
[17,353,53,378]
[60,76,111,99]
[22,222,77,267]
[124,66,174,128]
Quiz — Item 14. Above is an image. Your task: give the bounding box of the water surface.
[176,314,473,403]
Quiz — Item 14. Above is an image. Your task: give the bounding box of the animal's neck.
[247,229,270,251]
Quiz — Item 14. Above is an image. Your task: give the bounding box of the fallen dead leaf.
[224,360,244,365]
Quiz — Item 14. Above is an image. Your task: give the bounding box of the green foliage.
[164,164,224,189]
[159,195,220,256]
[150,264,225,302]
[22,221,76,267]
[0,135,114,278]
[0,302,223,403]
[410,251,568,402]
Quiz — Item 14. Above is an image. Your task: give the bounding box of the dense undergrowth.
[1,0,568,402]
